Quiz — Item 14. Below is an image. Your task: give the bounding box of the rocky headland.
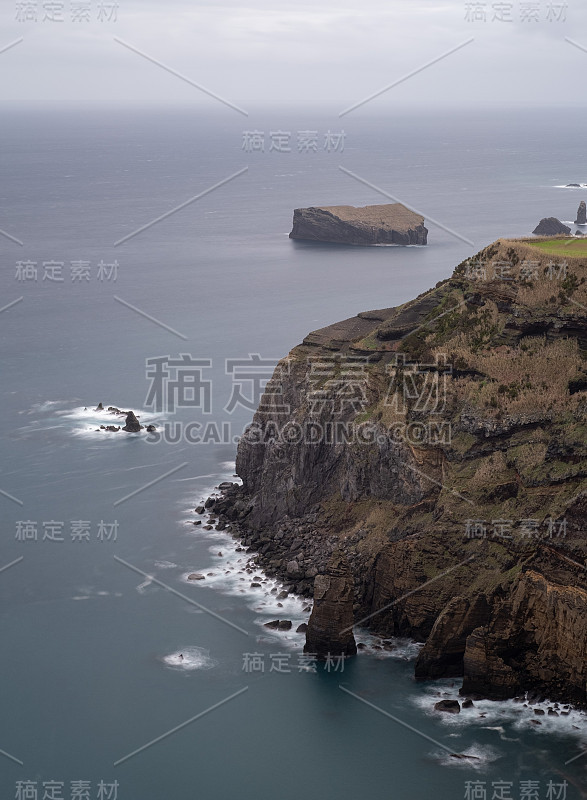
[207,237,587,707]
[289,204,428,246]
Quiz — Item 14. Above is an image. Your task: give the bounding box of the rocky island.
[533,217,571,236]
[289,203,428,246]
[209,236,587,707]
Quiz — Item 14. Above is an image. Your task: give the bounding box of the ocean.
[0,106,586,799]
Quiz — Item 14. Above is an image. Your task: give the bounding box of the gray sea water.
[1,107,586,799]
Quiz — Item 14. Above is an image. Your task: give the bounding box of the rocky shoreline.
[198,236,587,709]
[200,478,587,713]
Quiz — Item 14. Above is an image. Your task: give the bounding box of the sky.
[1,0,586,110]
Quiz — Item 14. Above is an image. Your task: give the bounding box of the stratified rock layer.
[304,552,357,659]
[289,204,428,246]
[532,217,571,236]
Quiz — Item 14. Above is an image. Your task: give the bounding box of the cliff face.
[220,237,587,705]
[289,204,428,246]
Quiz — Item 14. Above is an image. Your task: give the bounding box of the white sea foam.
[353,632,423,661]
[179,493,425,656]
[412,680,587,748]
[162,646,217,671]
[431,742,502,770]
[58,403,164,438]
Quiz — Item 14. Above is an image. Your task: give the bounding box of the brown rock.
[304,551,357,659]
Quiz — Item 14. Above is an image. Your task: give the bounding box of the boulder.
[286,560,300,577]
[122,411,142,432]
[95,402,104,411]
[278,620,292,630]
[435,700,461,714]
[575,201,586,225]
[296,623,308,633]
[289,204,428,246]
[264,620,280,630]
[532,218,571,236]
[187,573,205,580]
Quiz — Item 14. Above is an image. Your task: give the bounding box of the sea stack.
[122,411,142,432]
[532,217,571,236]
[289,203,428,246]
[304,551,357,659]
[575,201,586,225]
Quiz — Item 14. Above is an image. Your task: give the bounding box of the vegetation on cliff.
[216,237,586,706]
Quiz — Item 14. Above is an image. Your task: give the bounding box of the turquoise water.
[0,108,585,798]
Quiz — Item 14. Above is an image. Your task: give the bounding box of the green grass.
[526,238,587,257]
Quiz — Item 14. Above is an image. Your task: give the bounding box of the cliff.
[213,237,587,706]
[289,204,428,246]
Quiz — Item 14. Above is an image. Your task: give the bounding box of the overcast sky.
[1,0,585,110]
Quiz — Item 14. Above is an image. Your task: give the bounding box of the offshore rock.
[122,411,142,432]
[289,204,428,246]
[532,217,571,236]
[304,552,357,659]
[575,201,587,225]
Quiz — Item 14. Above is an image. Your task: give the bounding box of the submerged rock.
[304,551,357,659]
[289,203,428,246]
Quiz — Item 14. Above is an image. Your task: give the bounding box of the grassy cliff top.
[314,203,425,230]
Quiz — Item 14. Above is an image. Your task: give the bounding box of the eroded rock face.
[576,201,587,225]
[415,595,491,679]
[289,204,428,246]
[532,217,571,236]
[304,552,357,659]
[461,571,587,703]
